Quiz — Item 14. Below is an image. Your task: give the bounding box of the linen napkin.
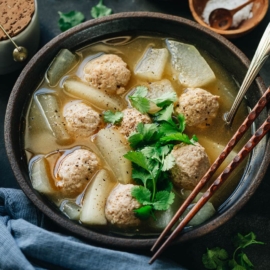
[0,188,186,270]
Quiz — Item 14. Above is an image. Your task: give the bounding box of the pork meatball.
[176,88,219,127]
[170,143,210,190]
[105,184,141,227]
[57,149,99,196]
[84,54,131,95]
[120,108,151,137]
[64,102,101,137]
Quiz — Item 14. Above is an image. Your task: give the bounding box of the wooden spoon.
[209,0,255,30]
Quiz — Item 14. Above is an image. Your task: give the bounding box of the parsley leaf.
[202,247,228,269]
[160,133,194,144]
[177,114,186,133]
[202,232,265,270]
[132,167,152,186]
[103,110,123,124]
[159,122,180,136]
[124,86,198,221]
[91,0,112,19]
[233,232,264,250]
[161,153,175,171]
[131,186,151,204]
[150,92,177,107]
[128,123,159,148]
[58,11,85,32]
[134,205,154,220]
[129,86,150,114]
[154,104,175,123]
[152,191,175,210]
[123,151,151,172]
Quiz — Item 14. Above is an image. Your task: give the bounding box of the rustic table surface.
[1,1,270,269]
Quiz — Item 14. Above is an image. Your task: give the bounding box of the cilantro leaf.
[160,133,193,144]
[161,153,175,171]
[154,104,174,123]
[58,11,85,32]
[130,97,150,114]
[128,123,159,148]
[134,205,153,220]
[128,86,150,113]
[128,133,144,149]
[159,122,180,136]
[150,92,177,107]
[131,186,151,204]
[237,252,253,269]
[233,232,265,250]
[132,167,151,186]
[177,114,186,133]
[202,247,228,269]
[131,86,148,97]
[203,232,264,270]
[124,151,151,172]
[191,134,199,143]
[141,146,161,162]
[152,191,175,210]
[91,0,112,19]
[103,110,123,124]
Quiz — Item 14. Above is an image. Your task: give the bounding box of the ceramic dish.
[4,12,270,249]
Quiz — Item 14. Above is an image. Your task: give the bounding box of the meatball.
[120,108,151,137]
[176,88,219,127]
[170,143,210,190]
[105,184,141,227]
[64,102,101,137]
[84,54,131,95]
[57,149,99,196]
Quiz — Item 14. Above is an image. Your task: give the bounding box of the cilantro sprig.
[91,0,112,19]
[58,1,112,32]
[103,110,123,125]
[202,232,265,270]
[128,86,150,114]
[58,11,85,32]
[124,86,197,220]
[128,86,177,114]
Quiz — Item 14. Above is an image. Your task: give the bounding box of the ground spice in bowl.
[0,0,35,41]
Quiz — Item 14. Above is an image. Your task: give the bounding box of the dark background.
[1,1,270,269]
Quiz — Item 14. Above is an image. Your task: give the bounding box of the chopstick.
[149,87,270,264]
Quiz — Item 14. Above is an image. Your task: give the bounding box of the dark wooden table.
[1,1,270,269]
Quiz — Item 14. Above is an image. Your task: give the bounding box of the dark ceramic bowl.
[5,12,270,249]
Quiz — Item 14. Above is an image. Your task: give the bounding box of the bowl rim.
[4,11,270,249]
[188,0,269,37]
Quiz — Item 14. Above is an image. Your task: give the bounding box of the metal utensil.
[0,24,28,62]
[224,23,270,125]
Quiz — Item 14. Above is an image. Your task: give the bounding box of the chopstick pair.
[149,86,270,264]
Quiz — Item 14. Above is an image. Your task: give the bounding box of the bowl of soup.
[5,12,269,249]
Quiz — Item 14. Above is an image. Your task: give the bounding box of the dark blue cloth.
[0,188,186,270]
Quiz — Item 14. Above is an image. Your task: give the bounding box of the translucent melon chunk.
[166,40,216,87]
[95,128,132,184]
[80,169,116,225]
[46,49,78,86]
[135,48,169,80]
[36,93,72,145]
[30,156,56,196]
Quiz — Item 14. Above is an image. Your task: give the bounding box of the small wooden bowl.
[189,0,269,38]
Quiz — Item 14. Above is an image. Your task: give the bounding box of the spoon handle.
[224,23,270,125]
[231,0,255,16]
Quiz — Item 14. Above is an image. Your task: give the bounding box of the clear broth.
[24,36,249,234]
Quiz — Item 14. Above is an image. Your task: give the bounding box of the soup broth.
[24,36,249,234]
